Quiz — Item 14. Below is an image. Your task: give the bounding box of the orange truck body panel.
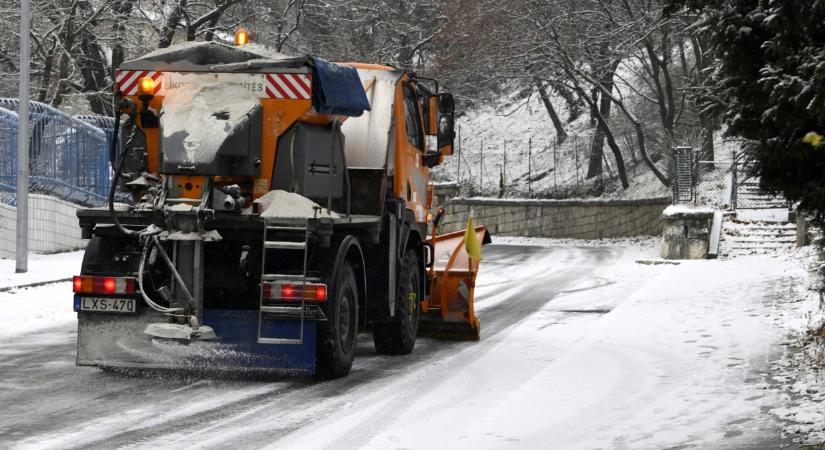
[126,64,486,340]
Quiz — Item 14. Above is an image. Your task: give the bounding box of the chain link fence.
[0,99,128,207]
[672,146,789,210]
[447,126,656,199]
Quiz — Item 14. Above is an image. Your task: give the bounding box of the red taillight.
[261,282,327,302]
[103,277,116,294]
[71,275,137,295]
[92,277,105,292]
[124,278,136,294]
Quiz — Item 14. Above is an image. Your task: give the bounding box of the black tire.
[316,263,359,379]
[373,249,420,355]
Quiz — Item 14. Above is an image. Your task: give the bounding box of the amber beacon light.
[137,76,155,97]
[235,28,250,46]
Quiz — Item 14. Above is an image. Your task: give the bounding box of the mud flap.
[77,309,316,373]
[419,226,490,341]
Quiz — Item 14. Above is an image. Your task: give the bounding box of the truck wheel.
[316,263,359,379]
[373,249,420,355]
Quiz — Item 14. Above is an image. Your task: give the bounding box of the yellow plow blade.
[420,226,491,340]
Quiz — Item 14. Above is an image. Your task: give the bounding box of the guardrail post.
[730,150,737,210]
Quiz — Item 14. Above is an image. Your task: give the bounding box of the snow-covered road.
[0,243,805,449]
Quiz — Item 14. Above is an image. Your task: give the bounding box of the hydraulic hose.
[137,235,183,314]
[108,109,138,237]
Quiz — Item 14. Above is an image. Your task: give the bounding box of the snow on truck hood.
[160,73,259,164]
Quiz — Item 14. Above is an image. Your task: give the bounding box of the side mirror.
[423,151,442,168]
[437,93,455,155]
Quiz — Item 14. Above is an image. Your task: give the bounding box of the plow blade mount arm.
[421,226,491,340]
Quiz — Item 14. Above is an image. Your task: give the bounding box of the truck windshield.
[403,83,424,151]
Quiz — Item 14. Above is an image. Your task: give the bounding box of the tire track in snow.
[0,245,626,449]
[115,246,625,449]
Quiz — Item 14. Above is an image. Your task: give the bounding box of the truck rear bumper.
[77,309,316,374]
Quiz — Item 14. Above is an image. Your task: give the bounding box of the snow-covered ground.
[0,242,819,448]
[0,251,83,290]
[761,245,825,445]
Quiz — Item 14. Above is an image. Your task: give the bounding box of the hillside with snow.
[432,86,739,202]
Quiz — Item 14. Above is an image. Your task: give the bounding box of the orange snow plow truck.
[72,37,490,378]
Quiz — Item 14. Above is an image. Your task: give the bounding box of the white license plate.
[80,297,137,314]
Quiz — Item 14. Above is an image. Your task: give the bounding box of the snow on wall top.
[662,204,715,218]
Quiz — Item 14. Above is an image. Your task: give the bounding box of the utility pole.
[479,139,483,193]
[528,137,532,196]
[16,0,30,273]
[574,134,580,190]
[552,137,557,189]
[502,141,507,184]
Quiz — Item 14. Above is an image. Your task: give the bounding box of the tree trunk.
[110,0,134,69]
[699,115,716,161]
[536,81,567,144]
[550,81,583,123]
[691,34,717,161]
[51,5,78,109]
[576,86,629,189]
[159,3,185,48]
[78,37,111,115]
[589,88,598,127]
[38,50,55,103]
[588,124,606,179]
[204,14,222,42]
[632,120,669,186]
[586,61,619,179]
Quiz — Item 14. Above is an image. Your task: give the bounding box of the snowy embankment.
[0,251,83,290]
[431,89,671,199]
[432,85,748,205]
[0,251,83,338]
[762,245,825,445]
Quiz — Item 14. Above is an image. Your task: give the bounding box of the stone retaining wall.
[436,193,670,239]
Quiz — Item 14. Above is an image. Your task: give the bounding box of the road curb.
[0,277,73,293]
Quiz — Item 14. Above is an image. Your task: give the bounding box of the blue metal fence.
[0,99,126,207]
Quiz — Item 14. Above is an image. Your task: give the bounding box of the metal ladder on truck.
[257,220,311,345]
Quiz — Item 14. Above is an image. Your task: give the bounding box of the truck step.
[265,241,306,250]
[257,337,303,345]
[261,305,304,314]
[266,225,307,231]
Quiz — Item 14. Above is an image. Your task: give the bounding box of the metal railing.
[671,146,695,204]
[0,99,126,207]
[672,147,790,211]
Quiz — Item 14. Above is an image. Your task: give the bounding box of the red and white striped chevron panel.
[115,70,162,96]
[114,71,312,99]
[264,73,312,99]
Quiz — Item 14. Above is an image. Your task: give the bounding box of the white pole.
[16,0,30,273]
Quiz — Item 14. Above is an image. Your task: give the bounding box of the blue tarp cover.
[312,58,371,117]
